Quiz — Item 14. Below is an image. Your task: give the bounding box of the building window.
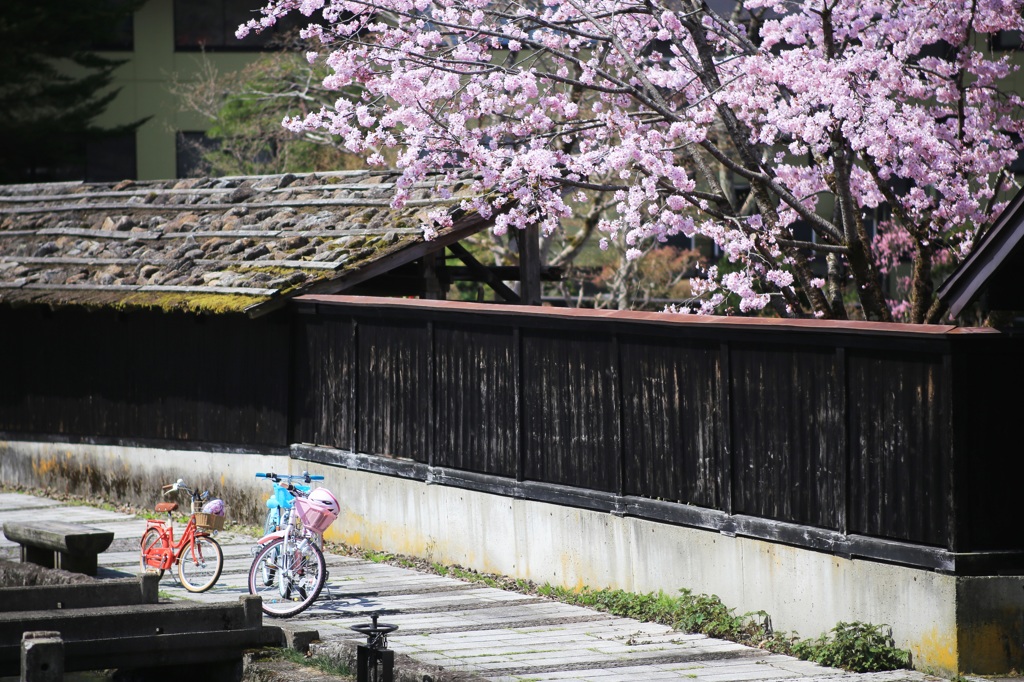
[174,0,316,51]
[1007,134,1024,175]
[664,233,694,250]
[993,30,1023,50]
[86,133,137,182]
[84,0,136,51]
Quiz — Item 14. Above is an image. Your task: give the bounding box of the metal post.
[21,631,63,682]
[351,613,398,682]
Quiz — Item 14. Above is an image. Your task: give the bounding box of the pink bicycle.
[247,473,339,617]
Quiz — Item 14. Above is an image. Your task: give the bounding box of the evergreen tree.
[0,1,146,183]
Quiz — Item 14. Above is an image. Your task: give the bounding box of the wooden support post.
[420,252,445,300]
[837,346,849,537]
[518,224,541,305]
[719,342,734,521]
[21,632,63,682]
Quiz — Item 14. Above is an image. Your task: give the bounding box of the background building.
[91,0,305,181]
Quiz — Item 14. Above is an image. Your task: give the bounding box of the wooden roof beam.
[446,242,520,304]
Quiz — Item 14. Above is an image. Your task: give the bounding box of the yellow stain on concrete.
[329,510,384,551]
[570,576,590,593]
[325,511,498,575]
[913,627,958,676]
[32,454,60,477]
[555,551,605,592]
[958,622,1018,674]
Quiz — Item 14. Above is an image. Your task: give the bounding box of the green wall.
[96,0,265,180]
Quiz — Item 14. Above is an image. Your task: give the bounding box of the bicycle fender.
[257,530,286,544]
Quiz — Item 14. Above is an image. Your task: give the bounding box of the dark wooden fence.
[0,306,290,449]
[3,298,1023,574]
[290,297,1024,574]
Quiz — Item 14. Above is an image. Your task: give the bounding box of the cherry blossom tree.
[239,0,1024,322]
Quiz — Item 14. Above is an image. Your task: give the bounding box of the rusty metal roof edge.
[291,294,1001,337]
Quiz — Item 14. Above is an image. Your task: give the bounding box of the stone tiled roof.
[0,170,488,316]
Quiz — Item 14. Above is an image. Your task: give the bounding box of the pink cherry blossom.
[239,0,1024,322]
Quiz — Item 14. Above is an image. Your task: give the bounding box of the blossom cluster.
[239,0,1024,320]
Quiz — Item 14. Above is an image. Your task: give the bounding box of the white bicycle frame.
[253,504,332,603]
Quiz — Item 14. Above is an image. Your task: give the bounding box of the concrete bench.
[2,521,114,576]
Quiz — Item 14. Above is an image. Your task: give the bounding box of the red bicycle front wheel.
[178,535,223,593]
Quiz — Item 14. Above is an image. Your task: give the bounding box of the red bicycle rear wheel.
[140,527,167,578]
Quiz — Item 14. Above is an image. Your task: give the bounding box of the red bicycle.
[140,478,225,593]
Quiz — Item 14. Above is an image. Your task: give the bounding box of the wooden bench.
[2,521,114,576]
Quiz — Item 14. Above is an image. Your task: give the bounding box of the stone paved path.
[0,492,945,682]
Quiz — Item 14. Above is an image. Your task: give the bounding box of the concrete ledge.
[0,574,159,612]
[260,624,321,654]
[0,559,94,588]
[0,595,269,676]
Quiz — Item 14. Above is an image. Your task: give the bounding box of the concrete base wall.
[3,440,1022,676]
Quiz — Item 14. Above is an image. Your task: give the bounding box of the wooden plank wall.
[948,337,1024,553]
[434,323,519,477]
[0,307,290,447]
[291,307,969,551]
[729,343,845,529]
[847,350,949,546]
[619,336,723,509]
[291,313,356,451]
[6,302,1016,558]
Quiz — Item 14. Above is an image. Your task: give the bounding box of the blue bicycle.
[251,471,339,617]
[254,472,324,587]
[257,471,322,539]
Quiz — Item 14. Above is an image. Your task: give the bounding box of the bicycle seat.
[155,502,178,513]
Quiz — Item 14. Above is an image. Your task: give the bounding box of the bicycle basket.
[193,512,225,531]
[293,496,338,534]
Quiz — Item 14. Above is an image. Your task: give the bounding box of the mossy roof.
[0,170,488,315]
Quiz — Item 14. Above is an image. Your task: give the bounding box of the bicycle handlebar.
[162,479,211,500]
[255,471,324,483]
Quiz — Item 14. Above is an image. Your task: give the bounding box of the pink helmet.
[201,498,225,516]
[308,488,340,516]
